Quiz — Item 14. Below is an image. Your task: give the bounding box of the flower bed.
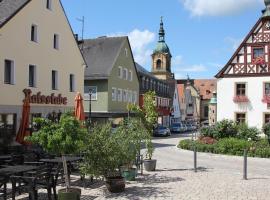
[178,138,270,158]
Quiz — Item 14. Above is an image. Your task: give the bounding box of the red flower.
[233,95,249,103]
[262,95,270,103]
[252,57,265,65]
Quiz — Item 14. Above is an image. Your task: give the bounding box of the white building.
[171,84,181,123]
[216,0,270,129]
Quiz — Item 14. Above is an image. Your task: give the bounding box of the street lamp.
[88,89,92,127]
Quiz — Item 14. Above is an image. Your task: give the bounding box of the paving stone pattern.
[8,133,270,200]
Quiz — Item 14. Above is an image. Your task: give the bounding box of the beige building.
[0,0,85,141]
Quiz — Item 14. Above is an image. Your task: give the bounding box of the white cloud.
[108,29,155,65]
[181,0,263,17]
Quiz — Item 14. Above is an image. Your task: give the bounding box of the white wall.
[172,86,181,120]
[217,77,270,129]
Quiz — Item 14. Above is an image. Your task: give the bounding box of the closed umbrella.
[74,92,85,121]
[16,98,31,145]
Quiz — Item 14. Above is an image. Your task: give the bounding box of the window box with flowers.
[262,95,270,104]
[233,95,249,103]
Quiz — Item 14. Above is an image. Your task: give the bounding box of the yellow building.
[0,0,86,141]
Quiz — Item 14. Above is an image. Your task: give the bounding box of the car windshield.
[172,123,180,127]
[158,126,166,130]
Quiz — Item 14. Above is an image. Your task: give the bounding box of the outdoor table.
[40,156,82,163]
[0,165,38,175]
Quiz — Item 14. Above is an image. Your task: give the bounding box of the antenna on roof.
[76,16,85,51]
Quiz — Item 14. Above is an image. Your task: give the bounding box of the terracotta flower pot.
[58,188,81,200]
[105,176,125,193]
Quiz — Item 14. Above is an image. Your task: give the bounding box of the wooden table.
[40,156,82,163]
[0,165,38,175]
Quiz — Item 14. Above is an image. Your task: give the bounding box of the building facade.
[177,78,216,125]
[136,63,171,126]
[0,0,85,142]
[171,84,181,123]
[82,36,139,123]
[216,0,270,129]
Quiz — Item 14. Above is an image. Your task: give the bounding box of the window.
[84,86,97,100]
[112,87,117,101]
[4,60,14,84]
[189,103,193,107]
[53,34,59,49]
[128,70,132,81]
[46,0,52,10]
[31,24,38,42]
[236,113,246,124]
[253,48,264,59]
[133,91,137,103]
[51,70,58,90]
[123,90,127,102]
[69,74,75,92]
[204,106,209,118]
[0,114,17,137]
[117,89,122,102]
[236,83,246,96]
[123,68,128,80]
[156,59,161,69]
[264,83,270,95]
[118,66,122,78]
[29,65,36,87]
[264,113,270,124]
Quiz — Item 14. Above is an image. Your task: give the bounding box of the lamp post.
[88,89,92,128]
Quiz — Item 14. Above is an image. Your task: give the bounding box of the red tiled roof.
[194,79,216,100]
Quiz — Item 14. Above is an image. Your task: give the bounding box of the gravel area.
[6,133,270,200]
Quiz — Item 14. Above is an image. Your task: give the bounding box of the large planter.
[58,188,81,200]
[105,176,125,193]
[143,159,157,171]
[122,167,136,181]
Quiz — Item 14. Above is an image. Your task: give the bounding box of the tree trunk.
[61,155,70,190]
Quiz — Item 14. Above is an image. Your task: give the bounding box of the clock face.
[265,21,270,30]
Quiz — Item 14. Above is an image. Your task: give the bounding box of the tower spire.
[262,0,270,17]
[159,16,165,42]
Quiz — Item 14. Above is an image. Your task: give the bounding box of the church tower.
[152,17,174,80]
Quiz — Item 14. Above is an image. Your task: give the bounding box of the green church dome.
[153,42,171,54]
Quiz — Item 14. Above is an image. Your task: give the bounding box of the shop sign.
[23,89,68,105]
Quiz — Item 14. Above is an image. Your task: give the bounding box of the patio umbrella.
[16,98,31,145]
[74,92,85,121]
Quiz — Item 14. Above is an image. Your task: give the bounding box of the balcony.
[262,95,270,104]
[233,95,249,103]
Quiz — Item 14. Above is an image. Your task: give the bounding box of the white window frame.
[52,70,58,90]
[54,34,59,50]
[31,24,38,43]
[84,86,97,101]
[123,90,127,102]
[29,64,37,87]
[118,66,123,79]
[123,68,128,80]
[46,0,52,10]
[117,88,123,102]
[4,59,15,85]
[129,70,133,82]
[112,87,117,101]
[69,74,75,92]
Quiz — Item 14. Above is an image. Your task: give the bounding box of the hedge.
[178,138,270,158]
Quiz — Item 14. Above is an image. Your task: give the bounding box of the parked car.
[170,123,185,133]
[154,126,171,137]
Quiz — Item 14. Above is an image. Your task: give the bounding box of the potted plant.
[118,118,149,181]
[27,113,87,200]
[129,91,158,172]
[81,123,127,193]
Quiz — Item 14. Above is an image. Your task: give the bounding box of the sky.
[61,0,265,79]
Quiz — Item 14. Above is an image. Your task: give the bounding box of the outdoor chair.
[0,175,7,200]
[10,165,58,200]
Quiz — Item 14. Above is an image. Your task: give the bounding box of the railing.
[233,95,249,103]
[262,95,270,103]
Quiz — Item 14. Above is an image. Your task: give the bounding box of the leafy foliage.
[263,123,270,144]
[178,138,270,158]
[27,113,87,155]
[81,119,150,178]
[200,120,259,141]
[128,91,158,160]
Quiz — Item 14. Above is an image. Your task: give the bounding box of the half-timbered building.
[216,0,270,129]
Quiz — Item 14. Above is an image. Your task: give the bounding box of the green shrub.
[262,123,270,144]
[178,138,270,158]
[236,123,259,141]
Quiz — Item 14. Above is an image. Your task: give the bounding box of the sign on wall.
[23,89,68,105]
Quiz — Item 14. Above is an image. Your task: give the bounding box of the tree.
[27,113,87,190]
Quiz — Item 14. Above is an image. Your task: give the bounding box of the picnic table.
[0,165,38,175]
[40,156,82,163]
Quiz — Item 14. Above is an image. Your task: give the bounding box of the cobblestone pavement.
[8,133,270,200]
